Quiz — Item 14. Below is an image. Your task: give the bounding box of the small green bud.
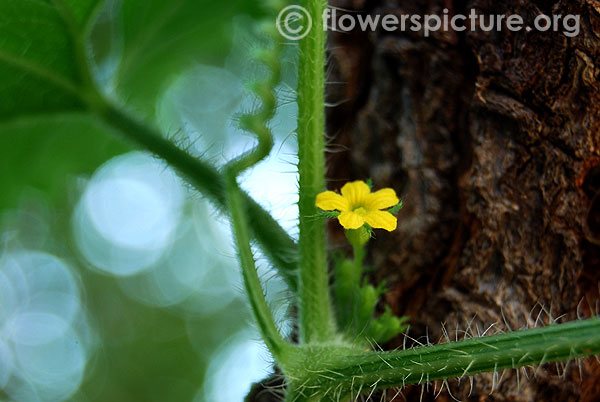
[334,259,355,302]
[358,285,378,324]
[368,309,409,343]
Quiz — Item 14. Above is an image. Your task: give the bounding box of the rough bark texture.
[325,0,600,400]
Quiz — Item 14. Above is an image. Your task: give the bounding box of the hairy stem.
[297,0,335,343]
[219,2,290,360]
[97,100,298,290]
[224,173,288,359]
[287,318,600,400]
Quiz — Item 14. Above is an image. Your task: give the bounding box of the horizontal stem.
[288,318,600,399]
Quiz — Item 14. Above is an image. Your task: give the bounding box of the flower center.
[352,206,367,217]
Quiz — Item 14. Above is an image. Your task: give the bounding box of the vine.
[296,0,336,344]
[11,0,599,400]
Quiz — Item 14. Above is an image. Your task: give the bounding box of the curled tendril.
[224,3,285,179]
[221,1,291,360]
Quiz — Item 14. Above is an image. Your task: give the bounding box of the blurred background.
[0,1,298,400]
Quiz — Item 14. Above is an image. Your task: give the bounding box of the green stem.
[96,100,298,291]
[346,231,366,328]
[288,318,600,399]
[297,0,334,343]
[224,173,288,360]
[219,8,288,360]
[102,97,290,358]
[351,241,365,281]
[350,242,365,327]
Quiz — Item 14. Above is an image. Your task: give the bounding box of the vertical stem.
[297,0,334,343]
[352,242,365,280]
[225,173,288,360]
[350,241,364,320]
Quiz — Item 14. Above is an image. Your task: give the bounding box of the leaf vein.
[0,50,81,99]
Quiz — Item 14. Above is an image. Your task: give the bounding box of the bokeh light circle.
[202,332,273,402]
[0,251,89,401]
[74,152,184,276]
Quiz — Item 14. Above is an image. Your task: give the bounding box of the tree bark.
[325,0,600,400]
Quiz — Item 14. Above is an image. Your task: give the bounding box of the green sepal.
[387,201,404,214]
[317,210,341,218]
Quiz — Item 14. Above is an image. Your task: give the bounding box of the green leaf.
[0,0,298,286]
[114,0,265,115]
[0,0,270,212]
[59,0,103,29]
[0,0,130,211]
[0,0,88,119]
[0,0,264,211]
[0,114,129,209]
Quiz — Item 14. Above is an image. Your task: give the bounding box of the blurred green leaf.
[0,0,94,119]
[115,0,265,115]
[0,114,129,209]
[78,272,208,402]
[0,0,129,210]
[0,3,295,399]
[0,0,267,212]
[60,0,103,28]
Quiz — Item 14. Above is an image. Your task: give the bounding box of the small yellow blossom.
[316,181,399,231]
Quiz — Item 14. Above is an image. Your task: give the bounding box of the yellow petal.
[365,188,399,211]
[316,191,350,211]
[364,210,397,231]
[341,181,370,208]
[338,211,365,230]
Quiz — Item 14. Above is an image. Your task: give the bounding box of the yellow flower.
[316,181,399,231]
